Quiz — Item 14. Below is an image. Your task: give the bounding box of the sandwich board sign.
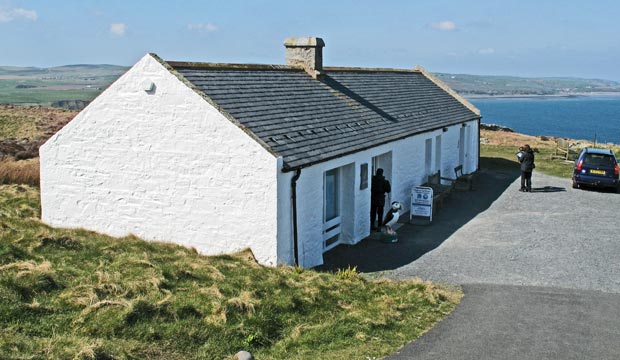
[411,186,433,222]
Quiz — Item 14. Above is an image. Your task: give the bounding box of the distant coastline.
[465,92,620,100]
[470,95,620,145]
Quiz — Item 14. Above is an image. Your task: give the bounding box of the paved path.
[321,166,620,359]
[388,284,620,360]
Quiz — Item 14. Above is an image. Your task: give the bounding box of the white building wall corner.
[293,121,479,268]
[40,53,280,266]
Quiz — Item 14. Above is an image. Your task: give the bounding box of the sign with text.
[411,186,433,222]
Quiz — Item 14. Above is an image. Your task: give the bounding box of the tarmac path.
[321,165,620,359]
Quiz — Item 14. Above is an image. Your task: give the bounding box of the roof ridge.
[414,66,481,116]
[166,61,302,71]
[324,66,417,73]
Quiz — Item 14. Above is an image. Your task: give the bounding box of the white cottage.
[40,37,480,268]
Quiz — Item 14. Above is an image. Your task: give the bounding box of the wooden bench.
[422,170,455,209]
[453,165,473,191]
[551,138,579,162]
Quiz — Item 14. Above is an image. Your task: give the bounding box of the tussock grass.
[0,185,461,359]
[0,158,40,186]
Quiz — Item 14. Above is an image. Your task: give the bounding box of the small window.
[585,154,615,166]
[360,163,368,190]
[324,168,340,222]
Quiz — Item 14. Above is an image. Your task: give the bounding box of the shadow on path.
[576,184,620,194]
[530,186,566,193]
[317,158,520,273]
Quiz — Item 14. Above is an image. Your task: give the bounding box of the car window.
[584,154,615,166]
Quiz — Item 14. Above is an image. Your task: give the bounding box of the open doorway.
[372,151,393,219]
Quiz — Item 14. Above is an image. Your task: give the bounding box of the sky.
[2,0,620,81]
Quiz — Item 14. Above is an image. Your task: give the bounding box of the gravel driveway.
[390,170,620,293]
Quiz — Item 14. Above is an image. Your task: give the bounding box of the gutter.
[291,169,302,266]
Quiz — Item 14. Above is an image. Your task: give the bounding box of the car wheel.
[572,179,579,189]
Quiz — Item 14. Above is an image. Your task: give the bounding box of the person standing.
[519,144,535,192]
[370,168,391,231]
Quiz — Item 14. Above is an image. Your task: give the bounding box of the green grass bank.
[0,185,460,359]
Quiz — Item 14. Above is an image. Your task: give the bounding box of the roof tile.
[171,65,479,170]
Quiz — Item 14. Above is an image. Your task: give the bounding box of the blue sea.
[469,95,620,144]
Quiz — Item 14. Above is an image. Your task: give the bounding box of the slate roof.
[166,61,480,171]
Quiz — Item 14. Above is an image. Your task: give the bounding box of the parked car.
[572,148,619,192]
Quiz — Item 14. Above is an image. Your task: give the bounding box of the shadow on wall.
[316,157,521,273]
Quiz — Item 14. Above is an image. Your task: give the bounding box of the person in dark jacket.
[370,168,391,231]
[519,144,535,192]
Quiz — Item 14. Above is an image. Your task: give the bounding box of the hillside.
[435,73,620,96]
[2,64,620,109]
[0,64,128,108]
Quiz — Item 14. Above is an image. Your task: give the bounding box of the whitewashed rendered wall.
[287,120,478,268]
[40,54,280,265]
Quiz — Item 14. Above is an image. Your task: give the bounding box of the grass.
[0,159,40,186]
[0,88,101,106]
[480,130,620,178]
[0,184,461,359]
[0,107,41,140]
[0,105,76,141]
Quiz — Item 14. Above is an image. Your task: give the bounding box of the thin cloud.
[109,23,127,37]
[430,20,457,31]
[464,20,493,29]
[187,23,218,33]
[0,7,38,23]
[478,48,496,55]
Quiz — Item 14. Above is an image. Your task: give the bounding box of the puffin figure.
[382,201,403,235]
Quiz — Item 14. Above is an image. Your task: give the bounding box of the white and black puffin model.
[382,201,403,235]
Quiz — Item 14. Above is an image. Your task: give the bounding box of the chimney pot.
[284,37,325,76]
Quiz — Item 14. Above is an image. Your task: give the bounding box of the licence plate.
[590,169,606,175]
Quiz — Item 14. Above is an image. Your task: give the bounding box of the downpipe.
[291,169,302,266]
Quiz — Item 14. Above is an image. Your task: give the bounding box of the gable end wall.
[40,54,280,265]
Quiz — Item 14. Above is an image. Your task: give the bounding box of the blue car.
[572,148,619,192]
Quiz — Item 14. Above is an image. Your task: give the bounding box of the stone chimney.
[284,37,325,78]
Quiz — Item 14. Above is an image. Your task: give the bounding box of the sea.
[469,95,620,144]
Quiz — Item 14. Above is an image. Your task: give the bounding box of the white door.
[435,135,442,174]
[424,138,432,176]
[323,167,341,251]
[459,127,465,166]
[465,125,472,170]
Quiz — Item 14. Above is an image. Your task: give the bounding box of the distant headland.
[1,63,620,108]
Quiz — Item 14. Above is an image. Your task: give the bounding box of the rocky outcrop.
[0,138,41,160]
[480,123,515,132]
[51,100,89,110]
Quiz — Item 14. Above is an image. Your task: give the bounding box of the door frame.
[323,167,342,252]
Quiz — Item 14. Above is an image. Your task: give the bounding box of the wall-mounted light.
[442,127,448,132]
[141,79,156,93]
[462,123,467,127]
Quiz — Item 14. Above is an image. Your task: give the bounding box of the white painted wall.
[289,120,478,268]
[40,54,280,265]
